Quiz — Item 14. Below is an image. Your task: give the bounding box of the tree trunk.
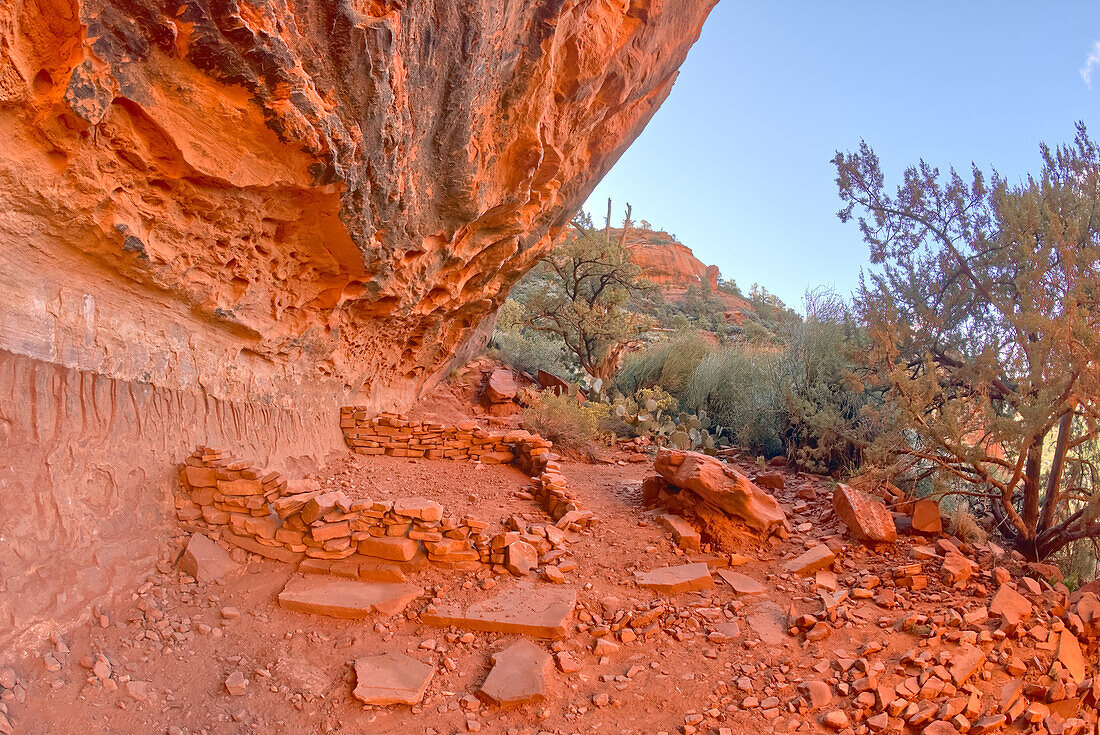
[1038,411,1072,534]
[1021,440,1043,535]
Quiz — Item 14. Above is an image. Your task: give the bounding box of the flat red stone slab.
[634,562,714,594]
[477,639,551,706]
[352,652,434,705]
[716,569,766,595]
[745,601,788,646]
[277,575,421,618]
[421,585,576,639]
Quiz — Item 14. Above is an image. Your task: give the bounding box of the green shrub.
[489,300,576,380]
[681,345,786,457]
[608,291,877,470]
[614,332,714,398]
[778,291,878,475]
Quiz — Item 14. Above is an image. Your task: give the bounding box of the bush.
[778,291,877,475]
[521,391,609,457]
[614,332,714,398]
[489,300,576,380]
[614,291,878,469]
[681,345,786,457]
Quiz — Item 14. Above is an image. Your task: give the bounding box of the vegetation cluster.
[488,125,1100,580]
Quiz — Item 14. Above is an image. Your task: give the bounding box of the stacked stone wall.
[340,410,593,527]
[171,412,596,580]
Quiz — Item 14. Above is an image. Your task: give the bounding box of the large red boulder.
[653,449,788,535]
[485,369,518,404]
[832,485,897,544]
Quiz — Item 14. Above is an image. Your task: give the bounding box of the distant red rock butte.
[613,227,752,322]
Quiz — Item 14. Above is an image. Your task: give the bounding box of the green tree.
[521,220,656,383]
[834,123,1100,560]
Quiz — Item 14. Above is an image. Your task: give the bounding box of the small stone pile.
[642,448,790,549]
[340,410,594,527]
[175,446,590,580]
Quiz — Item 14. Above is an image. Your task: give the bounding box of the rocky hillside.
[617,227,756,324]
[0,0,715,649]
[624,229,721,291]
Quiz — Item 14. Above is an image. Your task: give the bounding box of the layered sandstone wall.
[0,349,344,648]
[0,0,716,407]
[0,0,715,647]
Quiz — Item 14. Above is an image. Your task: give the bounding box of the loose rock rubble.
[3,429,1097,735]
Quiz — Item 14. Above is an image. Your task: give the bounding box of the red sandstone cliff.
[623,229,721,291]
[0,0,716,646]
[618,227,754,321]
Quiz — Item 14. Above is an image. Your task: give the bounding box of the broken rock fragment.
[989,583,1033,625]
[832,484,897,543]
[476,640,551,706]
[783,545,835,576]
[940,552,977,586]
[656,513,701,551]
[504,540,538,576]
[910,498,943,534]
[947,643,986,686]
[1054,629,1087,683]
[716,569,766,595]
[634,562,714,594]
[179,533,240,583]
[352,652,434,706]
[224,671,247,696]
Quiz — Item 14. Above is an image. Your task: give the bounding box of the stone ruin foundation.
[172,411,597,583]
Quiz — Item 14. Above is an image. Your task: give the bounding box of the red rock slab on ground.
[910,498,943,534]
[476,639,551,706]
[634,562,714,594]
[989,583,1033,625]
[277,575,421,618]
[656,513,701,551]
[832,484,897,543]
[716,569,766,595]
[421,585,577,639]
[783,545,836,576]
[754,472,784,490]
[179,533,240,583]
[745,601,789,646]
[947,642,986,686]
[1055,629,1087,683]
[940,551,977,586]
[352,652,434,706]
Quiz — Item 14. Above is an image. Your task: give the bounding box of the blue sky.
[585,2,1100,312]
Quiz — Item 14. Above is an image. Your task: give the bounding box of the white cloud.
[1081,40,1100,88]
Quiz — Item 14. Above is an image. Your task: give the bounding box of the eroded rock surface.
[0,0,715,648]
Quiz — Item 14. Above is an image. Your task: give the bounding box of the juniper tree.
[521,215,655,383]
[834,123,1100,560]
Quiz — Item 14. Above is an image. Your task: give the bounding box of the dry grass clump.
[947,501,988,544]
[521,390,609,460]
